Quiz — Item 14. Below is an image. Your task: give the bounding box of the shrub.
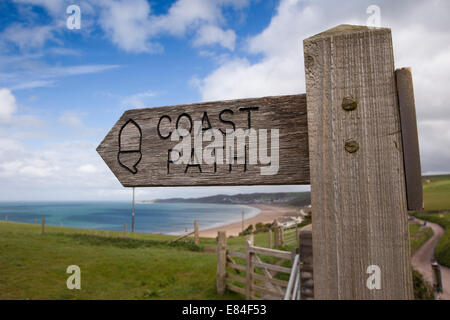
[412,269,434,300]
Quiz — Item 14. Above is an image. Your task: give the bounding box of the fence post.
[280,227,284,247]
[268,229,272,249]
[299,225,314,299]
[123,223,127,237]
[217,231,227,295]
[5,215,7,222]
[194,220,199,246]
[41,216,45,234]
[304,25,413,299]
[274,227,279,249]
[245,234,254,300]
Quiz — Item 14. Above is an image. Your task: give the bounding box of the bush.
[239,224,254,236]
[412,269,434,300]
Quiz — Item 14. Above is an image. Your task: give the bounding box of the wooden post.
[274,227,279,249]
[268,229,273,249]
[245,234,254,300]
[280,227,284,247]
[5,215,7,222]
[304,25,413,299]
[123,223,127,237]
[396,68,423,211]
[216,231,227,295]
[41,216,45,234]
[194,220,199,246]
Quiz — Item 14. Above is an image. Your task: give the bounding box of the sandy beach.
[198,204,300,238]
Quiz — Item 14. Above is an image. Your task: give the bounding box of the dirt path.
[411,218,450,299]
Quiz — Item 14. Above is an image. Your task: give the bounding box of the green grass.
[0,220,303,300]
[0,221,241,300]
[413,175,450,267]
[422,175,450,211]
[409,224,433,254]
[0,213,443,300]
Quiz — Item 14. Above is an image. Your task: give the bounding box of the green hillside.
[415,174,450,268]
[0,221,284,300]
[422,174,450,211]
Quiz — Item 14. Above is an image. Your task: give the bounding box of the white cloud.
[11,80,54,90]
[121,90,158,108]
[0,139,115,190]
[98,0,161,53]
[48,64,121,77]
[194,25,236,50]
[195,0,450,173]
[0,88,18,122]
[1,24,57,51]
[59,113,84,130]
[97,0,245,52]
[13,0,67,16]
[6,0,248,54]
[1,63,120,91]
[58,112,102,138]
[151,0,222,36]
[78,164,98,174]
[195,0,324,100]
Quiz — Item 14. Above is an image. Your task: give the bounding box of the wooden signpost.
[98,24,422,300]
[97,95,309,187]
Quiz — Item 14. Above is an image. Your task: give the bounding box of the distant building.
[273,216,303,229]
[299,204,312,218]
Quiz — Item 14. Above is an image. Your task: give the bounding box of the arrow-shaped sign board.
[97,94,309,187]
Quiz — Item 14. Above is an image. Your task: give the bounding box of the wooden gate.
[217,232,297,300]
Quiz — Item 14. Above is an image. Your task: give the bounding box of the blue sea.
[0,202,260,235]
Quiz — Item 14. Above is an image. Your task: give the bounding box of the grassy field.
[422,175,450,211]
[414,174,450,268]
[0,221,238,300]
[0,217,436,299]
[0,220,299,300]
[2,173,448,300]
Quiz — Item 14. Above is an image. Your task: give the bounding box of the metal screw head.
[344,140,359,153]
[342,96,358,111]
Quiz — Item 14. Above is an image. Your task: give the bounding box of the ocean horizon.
[0,201,260,235]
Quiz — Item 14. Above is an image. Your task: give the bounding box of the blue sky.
[1,0,450,201]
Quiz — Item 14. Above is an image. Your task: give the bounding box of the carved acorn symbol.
[117,119,142,174]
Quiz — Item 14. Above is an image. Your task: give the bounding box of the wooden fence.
[170,220,199,245]
[270,225,299,249]
[217,231,312,300]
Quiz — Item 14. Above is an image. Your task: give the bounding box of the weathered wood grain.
[304,25,413,299]
[396,68,423,211]
[226,272,246,284]
[245,234,254,300]
[226,283,246,296]
[97,95,309,187]
[249,245,292,260]
[268,229,272,249]
[194,219,199,245]
[252,273,289,288]
[216,231,227,295]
